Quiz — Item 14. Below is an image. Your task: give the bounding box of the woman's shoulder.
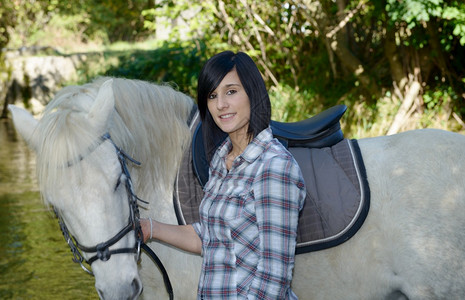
[255,127,292,158]
[258,140,303,179]
[264,138,293,160]
[256,139,306,191]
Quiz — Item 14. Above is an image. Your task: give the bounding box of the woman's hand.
[139,218,153,243]
[138,218,202,254]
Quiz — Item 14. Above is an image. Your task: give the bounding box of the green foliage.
[269,82,345,123]
[386,0,443,27]
[386,0,465,45]
[0,0,16,48]
[103,41,208,97]
[443,3,465,45]
[2,0,54,48]
[1,0,464,134]
[28,13,104,51]
[54,0,152,43]
[423,85,459,111]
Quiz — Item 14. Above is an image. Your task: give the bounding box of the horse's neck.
[127,108,194,224]
[108,79,195,223]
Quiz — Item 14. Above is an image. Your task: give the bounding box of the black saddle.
[192,105,347,187]
[271,104,347,148]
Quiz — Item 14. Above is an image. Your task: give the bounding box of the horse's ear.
[87,79,115,132]
[8,105,40,151]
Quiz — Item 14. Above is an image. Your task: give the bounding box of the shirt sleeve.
[248,154,306,299]
[192,222,202,238]
[191,222,204,257]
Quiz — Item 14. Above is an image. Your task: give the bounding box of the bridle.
[55,133,145,274]
[54,133,174,299]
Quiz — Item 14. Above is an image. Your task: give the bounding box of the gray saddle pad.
[173,115,370,254]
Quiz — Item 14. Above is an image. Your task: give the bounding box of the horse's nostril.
[132,278,143,297]
[132,278,139,291]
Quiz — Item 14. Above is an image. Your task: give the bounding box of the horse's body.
[9,77,465,299]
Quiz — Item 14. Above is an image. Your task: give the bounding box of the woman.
[141,51,306,299]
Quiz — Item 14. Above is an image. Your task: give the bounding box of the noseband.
[55,133,145,275]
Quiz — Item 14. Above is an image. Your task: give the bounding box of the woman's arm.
[249,155,306,299]
[140,218,202,255]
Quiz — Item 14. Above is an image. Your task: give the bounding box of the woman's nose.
[216,95,229,110]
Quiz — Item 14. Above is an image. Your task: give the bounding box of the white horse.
[9,77,465,299]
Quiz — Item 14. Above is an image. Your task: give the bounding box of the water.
[0,119,97,299]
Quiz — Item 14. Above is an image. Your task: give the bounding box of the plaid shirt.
[192,127,306,299]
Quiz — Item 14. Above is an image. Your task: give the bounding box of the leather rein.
[55,133,173,299]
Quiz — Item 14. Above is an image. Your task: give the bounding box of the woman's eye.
[208,93,217,100]
[226,89,237,95]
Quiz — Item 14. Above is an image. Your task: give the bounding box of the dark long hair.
[197,51,271,161]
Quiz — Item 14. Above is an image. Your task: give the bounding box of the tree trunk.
[426,20,453,84]
[387,80,421,135]
[384,29,405,88]
[331,31,381,99]
[329,1,381,100]
[1,83,11,119]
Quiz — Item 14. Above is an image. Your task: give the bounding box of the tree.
[187,0,464,132]
[2,0,464,133]
[0,0,16,118]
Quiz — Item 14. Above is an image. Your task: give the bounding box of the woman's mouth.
[219,113,235,119]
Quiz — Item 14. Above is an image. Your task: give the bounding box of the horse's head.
[9,79,143,299]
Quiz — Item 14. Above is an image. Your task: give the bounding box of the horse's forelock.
[36,84,105,203]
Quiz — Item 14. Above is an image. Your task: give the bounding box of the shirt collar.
[216,127,273,164]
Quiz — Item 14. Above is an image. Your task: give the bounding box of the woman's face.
[207,69,250,139]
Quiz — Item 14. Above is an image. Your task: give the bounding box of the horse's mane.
[35,77,195,203]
